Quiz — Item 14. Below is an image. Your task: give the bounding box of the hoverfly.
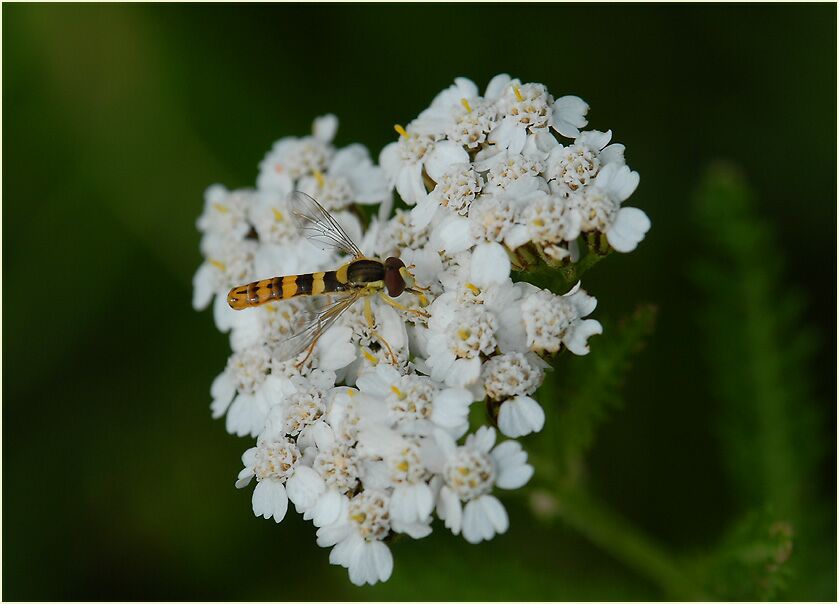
[227,191,429,367]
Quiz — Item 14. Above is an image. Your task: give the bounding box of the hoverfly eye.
[385,257,405,270]
[385,265,406,297]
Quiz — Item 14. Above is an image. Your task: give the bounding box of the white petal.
[493,440,534,489]
[480,495,509,534]
[210,371,236,419]
[462,498,493,543]
[213,292,236,333]
[313,114,338,143]
[251,479,288,523]
[286,465,325,510]
[226,392,269,437]
[470,242,511,287]
[192,263,215,311]
[310,488,343,527]
[369,540,394,583]
[576,129,612,151]
[484,73,511,100]
[235,467,255,489]
[425,141,469,182]
[410,194,440,230]
[444,357,482,388]
[430,214,474,255]
[552,95,589,138]
[437,485,462,535]
[431,388,472,428]
[316,325,356,370]
[470,425,496,453]
[497,396,545,438]
[606,207,651,253]
[563,319,603,355]
[327,530,359,565]
[395,161,426,206]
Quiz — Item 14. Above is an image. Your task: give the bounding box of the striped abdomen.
[227,259,387,310]
[226,271,345,310]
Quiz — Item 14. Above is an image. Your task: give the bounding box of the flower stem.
[529,485,706,600]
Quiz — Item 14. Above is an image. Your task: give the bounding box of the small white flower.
[482,352,544,400]
[412,162,482,228]
[520,192,582,261]
[298,143,390,211]
[257,115,337,192]
[316,491,397,586]
[521,284,602,356]
[235,436,306,524]
[355,364,474,437]
[379,128,438,206]
[573,163,649,252]
[196,185,252,256]
[430,427,533,543]
[545,130,625,195]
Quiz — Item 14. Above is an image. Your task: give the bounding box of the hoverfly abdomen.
[227,277,283,310]
[227,271,351,310]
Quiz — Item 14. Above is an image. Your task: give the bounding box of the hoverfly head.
[384,256,408,297]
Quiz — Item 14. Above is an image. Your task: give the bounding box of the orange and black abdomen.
[227,270,350,310]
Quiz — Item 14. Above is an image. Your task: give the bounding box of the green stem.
[530,485,706,600]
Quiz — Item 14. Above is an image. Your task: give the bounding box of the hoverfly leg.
[373,331,399,366]
[295,331,323,370]
[378,292,430,318]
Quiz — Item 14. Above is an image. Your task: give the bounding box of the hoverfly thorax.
[384,257,407,297]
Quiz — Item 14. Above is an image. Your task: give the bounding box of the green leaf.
[690,163,821,519]
[694,508,794,601]
[689,163,828,599]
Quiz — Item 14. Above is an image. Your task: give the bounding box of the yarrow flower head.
[194,75,650,586]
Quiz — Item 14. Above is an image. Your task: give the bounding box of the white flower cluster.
[193,75,649,586]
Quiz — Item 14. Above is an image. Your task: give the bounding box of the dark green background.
[3,3,836,600]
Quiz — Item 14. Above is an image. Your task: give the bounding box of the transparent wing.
[273,290,360,363]
[288,191,364,258]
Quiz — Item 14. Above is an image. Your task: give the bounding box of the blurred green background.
[3,3,836,600]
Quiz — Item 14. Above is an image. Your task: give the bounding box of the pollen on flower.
[348,491,391,541]
[254,439,300,482]
[388,442,427,484]
[522,194,581,254]
[446,98,497,149]
[482,353,543,400]
[386,375,436,426]
[484,154,542,191]
[394,124,410,139]
[444,448,495,501]
[547,144,602,192]
[432,164,482,216]
[521,289,582,354]
[448,307,498,358]
[573,188,619,233]
[227,347,271,394]
[283,389,326,436]
[502,82,552,130]
[468,196,515,243]
[299,173,355,210]
[315,443,361,494]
